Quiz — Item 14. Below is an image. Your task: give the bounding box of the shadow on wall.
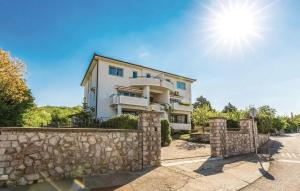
[194,139,283,177]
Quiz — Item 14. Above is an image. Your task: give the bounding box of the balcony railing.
[129,76,174,91]
[171,102,193,112]
[110,94,148,107]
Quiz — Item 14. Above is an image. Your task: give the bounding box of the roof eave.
[80,53,97,86]
[93,53,197,82]
[80,53,197,86]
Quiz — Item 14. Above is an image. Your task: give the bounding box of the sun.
[202,0,271,54]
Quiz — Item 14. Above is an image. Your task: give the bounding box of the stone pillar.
[209,118,227,158]
[138,111,161,169]
[239,119,258,152]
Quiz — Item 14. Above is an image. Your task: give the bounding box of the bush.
[226,119,240,130]
[100,114,138,129]
[161,119,172,146]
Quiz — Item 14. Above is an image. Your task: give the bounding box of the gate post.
[239,119,258,152]
[209,117,227,158]
[138,111,161,169]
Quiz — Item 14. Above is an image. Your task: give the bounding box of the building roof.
[80,53,197,86]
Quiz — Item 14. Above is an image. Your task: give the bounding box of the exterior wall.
[0,112,161,186]
[165,74,192,104]
[81,57,194,130]
[209,118,270,158]
[83,60,97,109]
[96,59,193,119]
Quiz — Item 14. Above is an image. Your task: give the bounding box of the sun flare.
[203,0,272,54]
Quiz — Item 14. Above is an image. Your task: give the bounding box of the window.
[170,114,188,124]
[109,66,123,77]
[132,71,138,78]
[146,73,151,78]
[176,81,186,90]
[166,79,171,82]
[119,91,141,98]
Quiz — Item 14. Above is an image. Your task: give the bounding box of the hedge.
[161,119,172,146]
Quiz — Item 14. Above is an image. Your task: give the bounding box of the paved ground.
[1,154,269,191]
[242,133,300,191]
[161,139,210,160]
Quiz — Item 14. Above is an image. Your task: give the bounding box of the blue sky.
[1,0,299,115]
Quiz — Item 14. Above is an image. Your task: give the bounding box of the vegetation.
[100,114,138,129]
[0,49,35,127]
[192,96,300,134]
[193,95,213,110]
[161,119,172,146]
[21,106,82,127]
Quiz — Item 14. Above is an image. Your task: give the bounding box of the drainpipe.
[95,61,99,120]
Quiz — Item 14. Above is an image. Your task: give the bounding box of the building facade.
[81,54,196,130]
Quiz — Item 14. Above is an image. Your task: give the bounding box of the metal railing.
[129,75,174,85]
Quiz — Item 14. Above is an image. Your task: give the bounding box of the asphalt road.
[242,133,300,191]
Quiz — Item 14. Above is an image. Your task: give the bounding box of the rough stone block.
[25,174,39,181]
[0,141,11,148]
[18,135,27,143]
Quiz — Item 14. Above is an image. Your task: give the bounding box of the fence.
[209,118,269,158]
[0,111,161,186]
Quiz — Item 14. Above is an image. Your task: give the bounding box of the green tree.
[192,105,212,127]
[22,108,52,127]
[0,49,35,126]
[222,102,237,113]
[193,96,213,110]
[256,105,276,133]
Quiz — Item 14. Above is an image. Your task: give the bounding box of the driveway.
[161,140,211,160]
[242,133,300,191]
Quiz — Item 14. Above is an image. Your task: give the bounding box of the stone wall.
[0,111,161,186]
[226,132,251,157]
[257,134,269,147]
[209,118,269,158]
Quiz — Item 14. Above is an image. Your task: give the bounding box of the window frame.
[176,81,186,90]
[109,66,123,77]
[132,71,138,78]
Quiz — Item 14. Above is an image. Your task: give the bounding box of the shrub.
[226,119,240,130]
[161,119,172,146]
[100,114,138,129]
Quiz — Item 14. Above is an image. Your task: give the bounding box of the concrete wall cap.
[0,127,141,133]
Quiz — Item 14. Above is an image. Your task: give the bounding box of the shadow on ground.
[0,168,156,191]
[175,141,207,150]
[194,139,283,178]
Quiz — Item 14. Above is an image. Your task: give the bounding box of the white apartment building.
[81,54,196,130]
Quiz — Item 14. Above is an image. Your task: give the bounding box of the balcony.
[129,76,174,91]
[170,123,191,131]
[149,103,164,112]
[110,94,148,107]
[171,102,193,112]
